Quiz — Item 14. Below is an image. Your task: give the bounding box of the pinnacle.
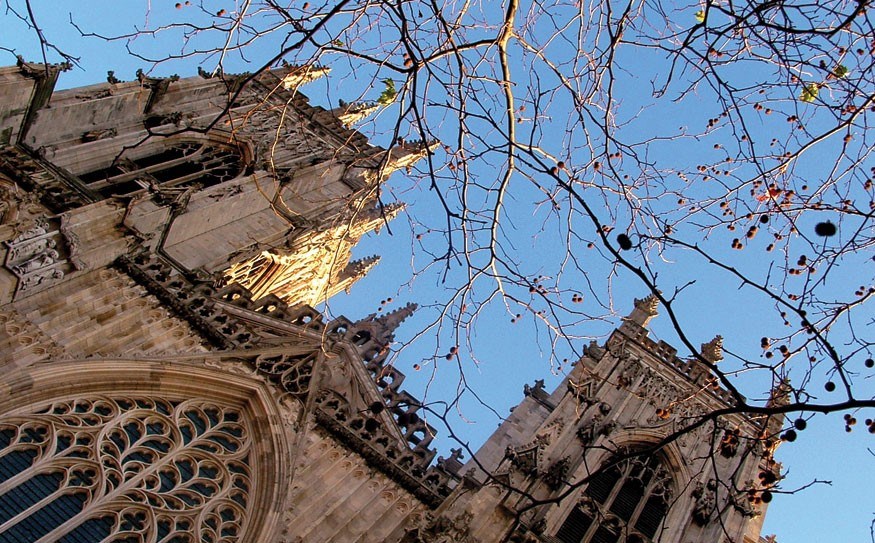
[357,302,418,344]
[700,335,724,363]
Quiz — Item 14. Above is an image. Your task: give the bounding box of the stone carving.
[636,369,679,408]
[406,510,475,543]
[506,434,551,476]
[81,127,117,142]
[0,395,254,542]
[523,379,546,397]
[700,335,724,363]
[13,247,60,274]
[692,479,717,526]
[616,355,642,388]
[542,456,571,490]
[577,412,617,445]
[567,377,596,406]
[228,101,332,167]
[255,351,316,397]
[437,448,466,477]
[720,428,741,458]
[4,215,77,296]
[584,339,605,359]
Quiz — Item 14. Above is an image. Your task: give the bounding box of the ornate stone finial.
[343,201,406,239]
[700,335,724,363]
[634,294,659,315]
[331,100,380,127]
[767,377,792,408]
[277,64,331,90]
[381,139,440,174]
[345,255,380,278]
[341,255,380,293]
[626,293,660,326]
[357,302,417,343]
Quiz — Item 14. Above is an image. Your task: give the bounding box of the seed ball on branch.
[761,490,773,503]
[616,234,633,250]
[782,429,797,442]
[814,221,837,237]
[824,381,836,392]
[794,418,807,430]
[865,358,874,368]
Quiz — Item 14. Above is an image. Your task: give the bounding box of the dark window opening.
[555,451,672,543]
[77,141,243,198]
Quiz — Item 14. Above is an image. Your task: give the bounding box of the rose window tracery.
[0,396,254,543]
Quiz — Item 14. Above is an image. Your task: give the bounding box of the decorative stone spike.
[767,377,792,409]
[276,64,331,90]
[341,255,380,293]
[345,255,380,278]
[331,101,380,127]
[347,201,406,238]
[382,139,440,173]
[358,302,417,344]
[700,335,724,363]
[627,293,660,326]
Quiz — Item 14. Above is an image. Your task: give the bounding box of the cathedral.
[0,60,779,542]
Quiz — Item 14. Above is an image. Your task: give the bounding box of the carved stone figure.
[13,248,59,274]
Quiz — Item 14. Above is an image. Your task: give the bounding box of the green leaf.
[800,83,818,103]
[377,79,397,105]
[832,64,849,79]
[695,10,705,23]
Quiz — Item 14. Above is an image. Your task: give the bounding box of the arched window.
[556,452,672,543]
[0,396,253,542]
[77,141,243,198]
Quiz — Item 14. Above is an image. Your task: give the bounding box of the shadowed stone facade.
[0,61,776,543]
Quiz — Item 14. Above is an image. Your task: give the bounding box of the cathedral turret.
[701,334,725,363]
[627,292,660,326]
[432,296,773,543]
[331,100,381,127]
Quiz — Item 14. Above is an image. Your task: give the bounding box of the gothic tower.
[0,61,776,543]
[412,295,780,543]
[0,60,453,543]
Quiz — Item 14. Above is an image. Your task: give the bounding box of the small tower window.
[556,451,672,543]
[77,140,243,198]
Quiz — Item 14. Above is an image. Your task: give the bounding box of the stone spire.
[626,293,660,327]
[346,201,406,238]
[700,335,724,363]
[767,378,791,409]
[381,139,440,174]
[339,255,381,293]
[357,302,418,344]
[345,255,381,278]
[332,100,381,127]
[765,377,792,439]
[275,64,331,90]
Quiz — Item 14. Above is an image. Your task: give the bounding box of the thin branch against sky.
[2,0,874,540]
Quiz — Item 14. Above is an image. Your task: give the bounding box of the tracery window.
[0,396,253,543]
[77,141,243,198]
[555,452,672,543]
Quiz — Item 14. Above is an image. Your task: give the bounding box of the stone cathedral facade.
[0,60,778,543]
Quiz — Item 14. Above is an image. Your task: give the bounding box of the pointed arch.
[554,435,692,543]
[0,359,291,543]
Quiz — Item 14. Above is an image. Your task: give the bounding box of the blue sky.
[2,2,873,541]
